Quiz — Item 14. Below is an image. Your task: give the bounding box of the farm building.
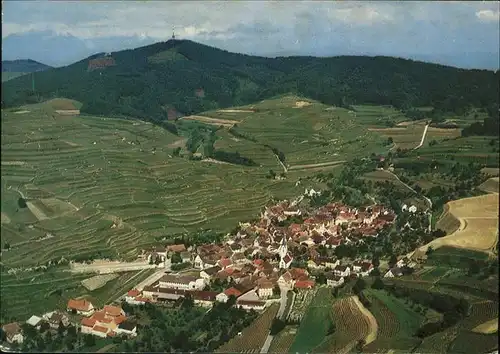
[67,299,95,316]
[2,322,24,344]
[159,274,205,291]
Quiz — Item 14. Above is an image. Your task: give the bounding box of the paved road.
[261,286,290,354]
[70,261,159,274]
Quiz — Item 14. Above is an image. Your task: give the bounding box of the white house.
[26,315,43,329]
[326,274,344,287]
[333,265,351,277]
[257,280,274,299]
[2,322,24,344]
[323,258,340,269]
[115,321,137,338]
[159,274,205,291]
[409,205,417,213]
[384,267,403,278]
[401,204,408,212]
[194,255,216,270]
[200,266,222,281]
[236,300,266,311]
[67,299,95,317]
[216,292,229,303]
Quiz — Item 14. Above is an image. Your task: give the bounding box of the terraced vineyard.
[289,287,334,354]
[210,96,387,168]
[267,326,297,353]
[363,290,423,353]
[1,101,316,269]
[0,267,152,322]
[313,296,371,354]
[215,303,279,353]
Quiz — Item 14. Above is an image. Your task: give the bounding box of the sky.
[2,1,500,69]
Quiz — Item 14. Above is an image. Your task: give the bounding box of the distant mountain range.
[2,59,52,73]
[2,30,499,71]
[2,39,498,132]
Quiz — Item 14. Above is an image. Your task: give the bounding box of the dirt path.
[414,124,430,150]
[288,160,346,171]
[352,295,378,345]
[180,115,239,127]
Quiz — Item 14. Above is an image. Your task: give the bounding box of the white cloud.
[476,9,500,22]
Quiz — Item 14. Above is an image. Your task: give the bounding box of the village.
[1,196,421,347]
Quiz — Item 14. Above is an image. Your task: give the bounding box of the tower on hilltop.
[171,26,176,40]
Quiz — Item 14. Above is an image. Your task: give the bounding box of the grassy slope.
[289,288,334,353]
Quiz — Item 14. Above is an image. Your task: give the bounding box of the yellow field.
[472,318,498,334]
[421,194,499,254]
[479,177,499,194]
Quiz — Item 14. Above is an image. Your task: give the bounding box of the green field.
[289,288,334,353]
[0,96,391,269]
[0,267,155,322]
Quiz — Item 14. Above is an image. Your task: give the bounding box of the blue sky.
[2,1,499,69]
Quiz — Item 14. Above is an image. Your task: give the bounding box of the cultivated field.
[472,318,498,334]
[215,303,279,353]
[0,267,155,322]
[211,96,387,168]
[289,288,333,353]
[479,177,499,194]
[1,100,327,269]
[267,326,297,353]
[419,194,499,255]
[363,289,424,353]
[314,296,371,354]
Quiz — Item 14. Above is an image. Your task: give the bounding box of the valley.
[1,38,498,354]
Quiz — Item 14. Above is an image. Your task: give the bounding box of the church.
[277,236,293,269]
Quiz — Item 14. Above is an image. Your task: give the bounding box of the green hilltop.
[2,39,499,126]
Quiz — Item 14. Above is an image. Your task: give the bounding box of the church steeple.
[278,235,288,260]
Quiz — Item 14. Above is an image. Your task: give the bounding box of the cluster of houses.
[129,201,407,310]
[0,299,138,345]
[0,199,412,346]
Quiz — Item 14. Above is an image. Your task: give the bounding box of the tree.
[172,147,181,156]
[356,339,366,353]
[269,318,286,335]
[17,197,27,208]
[83,333,95,347]
[171,252,182,264]
[388,254,398,268]
[353,278,366,294]
[57,321,66,336]
[3,242,10,250]
[372,257,380,268]
[372,277,385,290]
[387,137,394,145]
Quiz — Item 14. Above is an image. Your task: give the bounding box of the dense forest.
[2,40,499,128]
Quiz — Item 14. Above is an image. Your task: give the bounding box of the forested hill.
[2,40,499,123]
[2,59,52,73]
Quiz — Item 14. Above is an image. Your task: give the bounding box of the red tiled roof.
[67,299,93,312]
[224,287,243,297]
[93,311,113,324]
[93,325,108,334]
[114,315,127,325]
[127,289,141,297]
[167,244,186,253]
[107,331,116,337]
[81,317,96,328]
[219,258,233,268]
[104,305,123,317]
[295,280,315,288]
[283,254,292,263]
